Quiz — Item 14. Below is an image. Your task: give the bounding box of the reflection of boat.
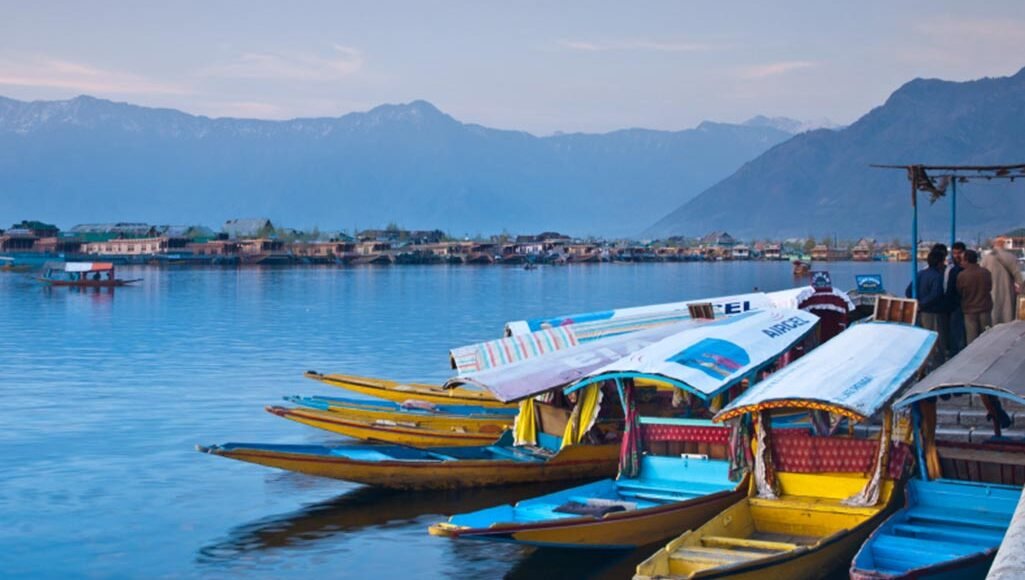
[851,320,1025,580]
[197,430,619,490]
[430,309,820,549]
[635,322,936,580]
[265,405,509,447]
[303,371,514,409]
[196,481,579,562]
[37,261,141,287]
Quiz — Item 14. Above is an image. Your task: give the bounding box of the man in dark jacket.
[957,249,993,344]
[946,241,966,355]
[906,249,949,365]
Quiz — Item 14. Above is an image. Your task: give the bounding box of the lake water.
[0,262,910,578]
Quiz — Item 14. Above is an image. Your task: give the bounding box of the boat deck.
[853,478,1019,576]
[445,455,735,527]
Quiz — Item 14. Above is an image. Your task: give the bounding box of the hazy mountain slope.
[647,68,1025,240]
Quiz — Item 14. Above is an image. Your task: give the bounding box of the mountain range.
[0,96,795,236]
[647,67,1025,241]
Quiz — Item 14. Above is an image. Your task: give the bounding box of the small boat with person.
[634,321,936,580]
[429,309,820,549]
[850,320,1025,579]
[37,261,141,287]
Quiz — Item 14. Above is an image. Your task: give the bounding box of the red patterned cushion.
[642,424,730,444]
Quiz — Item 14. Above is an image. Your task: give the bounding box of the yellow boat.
[635,322,937,579]
[304,371,513,408]
[266,405,508,447]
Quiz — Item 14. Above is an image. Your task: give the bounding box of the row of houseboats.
[198,285,1025,579]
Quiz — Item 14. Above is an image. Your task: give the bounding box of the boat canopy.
[565,309,819,401]
[446,317,710,402]
[44,261,114,273]
[714,322,936,422]
[895,320,1025,409]
[503,291,774,336]
[449,326,580,374]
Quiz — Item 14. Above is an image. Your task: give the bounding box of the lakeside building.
[994,228,1025,253]
[763,243,783,260]
[811,244,851,261]
[223,218,274,240]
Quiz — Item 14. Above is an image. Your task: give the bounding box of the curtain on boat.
[513,399,538,446]
[843,409,893,507]
[917,399,942,479]
[560,383,603,449]
[727,414,753,482]
[618,380,643,478]
[753,411,780,499]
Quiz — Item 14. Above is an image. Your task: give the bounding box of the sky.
[1,1,1024,135]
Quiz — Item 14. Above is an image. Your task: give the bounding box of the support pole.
[911,178,919,299]
[950,178,957,250]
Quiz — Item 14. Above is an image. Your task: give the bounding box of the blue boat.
[851,320,1025,579]
[428,309,821,549]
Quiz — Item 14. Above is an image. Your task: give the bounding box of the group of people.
[907,241,1023,364]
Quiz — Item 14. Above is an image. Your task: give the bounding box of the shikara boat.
[197,430,620,490]
[37,261,141,287]
[430,309,821,549]
[302,371,513,408]
[265,405,509,447]
[850,320,1025,579]
[635,321,937,580]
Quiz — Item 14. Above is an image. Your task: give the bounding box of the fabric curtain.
[727,414,753,482]
[918,399,941,479]
[561,383,603,449]
[753,411,780,499]
[618,380,643,478]
[844,409,893,507]
[513,398,538,447]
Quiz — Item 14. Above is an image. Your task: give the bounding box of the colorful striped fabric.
[450,326,580,374]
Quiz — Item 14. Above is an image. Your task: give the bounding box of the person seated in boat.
[93,272,101,281]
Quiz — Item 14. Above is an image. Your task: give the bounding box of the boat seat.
[669,546,764,564]
[892,522,1004,546]
[617,489,701,504]
[869,534,975,561]
[907,507,1011,530]
[749,495,880,516]
[700,536,796,552]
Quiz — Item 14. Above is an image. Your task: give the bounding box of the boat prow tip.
[265,406,288,416]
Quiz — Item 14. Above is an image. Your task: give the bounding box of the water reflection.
[197,481,576,564]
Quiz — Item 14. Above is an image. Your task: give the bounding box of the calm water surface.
[0,262,909,578]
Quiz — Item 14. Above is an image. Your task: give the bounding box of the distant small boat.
[37,261,141,287]
[0,256,31,272]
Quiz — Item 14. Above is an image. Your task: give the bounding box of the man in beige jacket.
[982,243,1023,325]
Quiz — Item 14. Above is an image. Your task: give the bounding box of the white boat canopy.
[714,322,936,423]
[564,309,820,401]
[446,317,711,402]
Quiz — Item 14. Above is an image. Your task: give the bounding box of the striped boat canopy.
[450,326,580,374]
[45,261,115,273]
[446,318,712,402]
[714,322,936,423]
[566,309,820,401]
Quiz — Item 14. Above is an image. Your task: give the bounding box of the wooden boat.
[197,430,620,490]
[303,371,514,408]
[850,320,1025,579]
[0,256,31,272]
[286,394,517,424]
[429,309,820,549]
[635,321,937,580]
[37,261,141,287]
[265,405,509,447]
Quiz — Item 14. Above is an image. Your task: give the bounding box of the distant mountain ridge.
[647,67,1025,240]
[0,96,794,235]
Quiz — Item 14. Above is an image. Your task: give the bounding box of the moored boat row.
[196,285,1025,578]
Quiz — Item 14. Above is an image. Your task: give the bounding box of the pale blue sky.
[1,1,1023,134]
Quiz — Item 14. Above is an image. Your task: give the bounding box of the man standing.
[907,249,948,364]
[981,242,1023,325]
[957,249,993,344]
[946,241,966,355]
